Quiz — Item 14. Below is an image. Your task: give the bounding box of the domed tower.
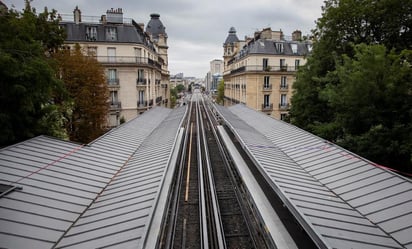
[146,13,166,40]
[223,27,240,70]
[223,27,239,56]
[146,13,168,70]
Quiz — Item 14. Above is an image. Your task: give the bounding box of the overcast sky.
[4,0,325,78]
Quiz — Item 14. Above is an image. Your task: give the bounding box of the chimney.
[106,7,123,24]
[73,6,81,24]
[100,15,107,24]
[292,30,302,41]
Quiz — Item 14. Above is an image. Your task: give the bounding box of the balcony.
[262,84,272,91]
[280,84,289,91]
[136,78,147,87]
[109,101,121,110]
[279,103,290,110]
[137,101,147,110]
[228,65,298,75]
[107,78,120,88]
[230,66,246,74]
[156,96,162,104]
[261,103,273,111]
[94,56,162,69]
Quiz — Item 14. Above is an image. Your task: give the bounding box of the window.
[263,58,268,70]
[106,27,117,41]
[86,26,97,41]
[280,59,286,71]
[135,48,142,62]
[264,94,270,107]
[137,69,145,83]
[138,90,145,106]
[280,113,287,121]
[264,76,270,89]
[281,76,287,88]
[295,59,300,70]
[280,94,288,107]
[307,44,313,52]
[107,69,117,85]
[107,47,116,62]
[110,91,118,104]
[276,43,284,53]
[291,43,298,54]
[87,46,97,56]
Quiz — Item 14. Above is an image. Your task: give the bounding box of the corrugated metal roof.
[217,104,412,249]
[0,106,187,249]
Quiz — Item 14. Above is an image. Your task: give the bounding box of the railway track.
[160,90,272,248]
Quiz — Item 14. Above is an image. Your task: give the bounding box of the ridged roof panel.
[0,107,187,249]
[217,104,411,249]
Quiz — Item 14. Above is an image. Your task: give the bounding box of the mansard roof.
[61,21,146,44]
[244,39,311,56]
[146,13,167,40]
[224,27,240,44]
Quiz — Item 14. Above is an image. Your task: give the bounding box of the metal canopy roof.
[217,104,412,249]
[0,106,187,249]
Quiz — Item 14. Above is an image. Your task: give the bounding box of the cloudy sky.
[4,0,325,78]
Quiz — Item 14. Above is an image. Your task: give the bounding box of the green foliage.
[119,116,126,124]
[329,45,412,168]
[175,84,185,92]
[216,80,225,104]
[170,87,178,108]
[290,0,412,172]
[0,2,67,146]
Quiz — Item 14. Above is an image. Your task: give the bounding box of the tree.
[0,1,68,146]
[170,87,178,108]
[55,44,109,143]
[216,80,225,104]
[290,0,412,172]
[323,44,412,169]
[175,84,185,92]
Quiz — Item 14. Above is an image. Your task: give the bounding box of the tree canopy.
[290,0,412,172]
[55,44,109,143]
[217,80,225,104]
[0,2,110,146]
[0,2,67,146]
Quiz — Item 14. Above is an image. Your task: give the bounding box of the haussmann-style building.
[222,27,312,120]
[59,7,170,127]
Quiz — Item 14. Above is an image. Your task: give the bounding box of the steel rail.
[196,99,209,249]
[161,99,193,249]
[198,95,226,249]
[203,96,267,249]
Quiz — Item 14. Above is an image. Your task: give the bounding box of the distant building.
[59,7,170,127]
[222,27,312,120]
[211,73,222,92]
[206,59,223,91]
[170,73,184,88]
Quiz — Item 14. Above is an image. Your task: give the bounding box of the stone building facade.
[223,27,312,120]
[60,7,170,127]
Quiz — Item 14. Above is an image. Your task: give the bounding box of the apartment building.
[223,27,312,120]
[206,59,223,91]
[59,7,170,127]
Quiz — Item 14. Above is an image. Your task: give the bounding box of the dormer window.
[291,43,298,54]
[276,43,284,53]
[307,44,313,52]
[86,26,97,41]
[105,27,117,41]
